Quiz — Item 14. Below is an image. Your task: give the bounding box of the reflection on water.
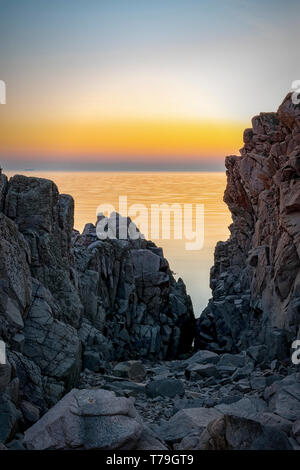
[6,171,231,316]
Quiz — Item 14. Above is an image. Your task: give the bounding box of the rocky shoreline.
[196,93,300,357]
[0,93,300,450]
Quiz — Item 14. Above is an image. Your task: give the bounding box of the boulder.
[269,377,300,421]
[175,411,292,450]
[146,378,184,399]
[185,350,219,366]
[215,397,267,420]
[23,389,143,450]
[113,361,147,382]
[218,353,246,368]
[155,407,222,444]
[197,414,292,450]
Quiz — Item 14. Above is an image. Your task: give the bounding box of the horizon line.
[2,158,228,173]
[4,168,227,173]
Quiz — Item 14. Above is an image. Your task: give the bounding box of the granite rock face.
[0,213,31,345]
[0,171,195,444]
[73,219,195,361]
[23,280,82,394]
[5,175,82,328]
[196,93,300,358]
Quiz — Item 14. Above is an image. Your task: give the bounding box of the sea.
[6,171,231,317]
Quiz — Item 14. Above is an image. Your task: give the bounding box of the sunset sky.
[0,0,299,170]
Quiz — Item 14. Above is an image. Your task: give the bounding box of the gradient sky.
[0,0,299,170]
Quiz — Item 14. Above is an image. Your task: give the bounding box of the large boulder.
[267,374,300,421]
[185,350,219,366]
[146,378,184,399]
[23,389,143,450]
[154,407,222,444]
[197,414,292,450]
[215,397,267,420]
[113,361,147,382]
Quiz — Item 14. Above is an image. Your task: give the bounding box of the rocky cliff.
[1,94,300,451]
[0,173,194,435]
[196,93,300,359]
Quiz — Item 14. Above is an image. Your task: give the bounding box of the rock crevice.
[0,172,195,430]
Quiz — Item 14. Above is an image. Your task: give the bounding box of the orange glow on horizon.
[1,118,246,161]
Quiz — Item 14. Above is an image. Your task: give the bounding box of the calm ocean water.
[6,171,231,317]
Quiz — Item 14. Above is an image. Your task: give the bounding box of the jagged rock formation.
[0,173,194,442]
[2,93,300,451]
[73,216,195,361]
[196,93,300,358]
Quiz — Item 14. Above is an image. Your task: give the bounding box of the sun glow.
[1,118,245,161]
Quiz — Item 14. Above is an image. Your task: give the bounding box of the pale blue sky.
[0,0,299,169]
[1,0,299,118]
